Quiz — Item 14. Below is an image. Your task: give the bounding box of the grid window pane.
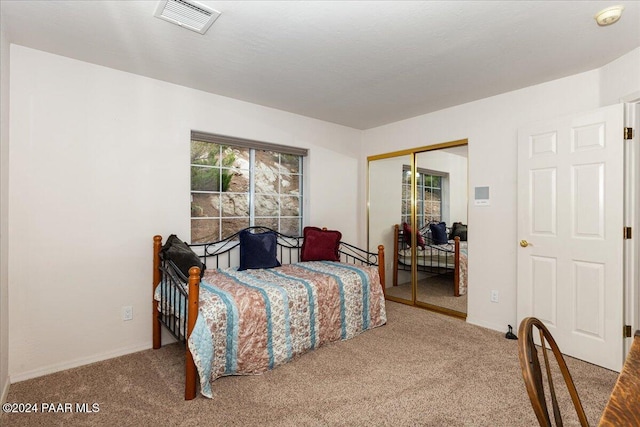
[280,174,300,195]
[191,219,220,244]
[401,200,410,215]
[255,150,279,194]
[191,166,221,192]
[254,169,278,194]
[280,195,300,216]
[281,154,300,173]
[402,170,411,184]
[255,194,279,216]
[401,167,443,226]
[221,193,249,217]
[191,139,303,242]
[402,184,410,200]
[191,193,220,217]
[280,218,301,236]
[221,218,250,239]
[191,141,221,166]
[226,168,249,193]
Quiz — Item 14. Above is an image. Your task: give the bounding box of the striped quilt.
[187,261,387,398]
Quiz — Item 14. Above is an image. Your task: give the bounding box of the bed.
[152,226,387,400]
[392,223,468,297]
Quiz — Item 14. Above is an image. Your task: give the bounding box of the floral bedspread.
[458,244,468,296]
[187,261,387,397]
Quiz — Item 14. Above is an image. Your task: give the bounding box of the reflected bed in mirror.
[368,141,468,317]
[388,222,468,314]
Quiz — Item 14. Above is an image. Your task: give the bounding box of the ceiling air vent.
[154,0,221,35]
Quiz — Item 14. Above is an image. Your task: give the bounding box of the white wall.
[0,13,10,403]
[8,45,362,381]
[600,47,640,105]
[361,48,640,332]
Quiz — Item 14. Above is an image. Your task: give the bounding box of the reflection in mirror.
[368,142,468,317]
[368,154,414,303]
[414,146,468,315]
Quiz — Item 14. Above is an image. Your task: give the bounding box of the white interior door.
[517,104,624,372]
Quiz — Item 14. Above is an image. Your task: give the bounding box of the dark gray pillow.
[160,234,205,278]
[449,222,468,241]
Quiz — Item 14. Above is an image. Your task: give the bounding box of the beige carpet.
[2,302,617,427]
[386,274,467,314]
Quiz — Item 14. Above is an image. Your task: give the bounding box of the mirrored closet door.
[368,141,468,318]
[414,146,468,316]
[369,153,415,304]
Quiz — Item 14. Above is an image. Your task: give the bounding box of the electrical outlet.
[122,306,133,321]
[490,290,499,303]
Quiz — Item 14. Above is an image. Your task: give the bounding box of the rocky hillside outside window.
[401,166,445,229]
[190,133,306,243]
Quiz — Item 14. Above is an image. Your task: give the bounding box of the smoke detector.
[154,0,221,34]
[594,5,624,26]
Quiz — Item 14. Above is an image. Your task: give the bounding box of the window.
[401,166,446,229]
[190,132,306,243]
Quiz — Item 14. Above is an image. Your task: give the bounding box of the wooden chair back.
[518,317,589,427]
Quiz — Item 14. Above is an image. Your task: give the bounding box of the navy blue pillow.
[429,222,448,245]
[238,230,281,271]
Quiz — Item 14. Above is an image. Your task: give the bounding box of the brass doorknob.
[520,240,529,247]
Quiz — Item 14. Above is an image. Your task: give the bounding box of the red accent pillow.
[300,226,342,262]
[402,222,426,249]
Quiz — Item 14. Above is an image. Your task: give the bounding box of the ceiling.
[2,1,639,130]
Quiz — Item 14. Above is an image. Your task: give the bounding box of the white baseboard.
[10,342,152,384]
[1,374,9,405]
[465,316,506,334]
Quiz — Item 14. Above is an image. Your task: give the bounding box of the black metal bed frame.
[156,226,382,343]
[395,227,456,277]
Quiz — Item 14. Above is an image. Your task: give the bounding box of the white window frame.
[401,165,449,229]
[190,131,307,242]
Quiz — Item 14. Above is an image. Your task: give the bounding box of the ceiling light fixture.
[154,0,221,34]
[594,5,624,26]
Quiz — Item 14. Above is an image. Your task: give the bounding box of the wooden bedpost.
[454,236,460,297]
[378,244,385,296]
[153,235,162,350]
[185,266,201,400]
